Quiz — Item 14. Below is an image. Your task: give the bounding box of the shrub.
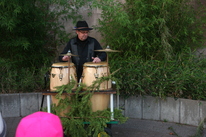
[0,0,89,93]
[93,0,206,99]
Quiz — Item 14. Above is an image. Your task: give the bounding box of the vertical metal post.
[110,94,114,120]
[47,95,51,113]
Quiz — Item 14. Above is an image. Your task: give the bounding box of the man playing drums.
[59,21,107,82]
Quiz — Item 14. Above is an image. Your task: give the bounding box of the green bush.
[112,54,206,100]
[93,0,206,99]
[0,58,50,93]
[0,0,90,93]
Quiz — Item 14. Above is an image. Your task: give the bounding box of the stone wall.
[0,93,205,126]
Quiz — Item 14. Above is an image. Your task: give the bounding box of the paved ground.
[4,117,206,137]
[4,117,22,137]
[111,118,205,137]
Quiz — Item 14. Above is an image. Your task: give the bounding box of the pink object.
[15,111,63,137]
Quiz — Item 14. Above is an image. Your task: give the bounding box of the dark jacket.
[59,36,107,81]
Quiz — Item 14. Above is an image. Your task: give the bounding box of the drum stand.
[94,45,121,120]
[42,47,120,120]
[42,90,116,120]
[63,50,79,83]
[106,53,114,120]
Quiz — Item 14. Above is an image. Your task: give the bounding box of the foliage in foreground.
[51,76,127,137]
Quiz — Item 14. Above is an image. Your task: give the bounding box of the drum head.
[83,62,107,67]
[51,62,74,68]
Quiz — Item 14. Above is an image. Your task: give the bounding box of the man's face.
[76,30,89,41]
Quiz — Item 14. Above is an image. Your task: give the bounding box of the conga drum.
[82,62,111,112]
[82,62,111,90]
[50,62,77,116]
[50,62,77,91]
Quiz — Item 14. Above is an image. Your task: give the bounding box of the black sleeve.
[93,39,107,61]
[59,40,72,62]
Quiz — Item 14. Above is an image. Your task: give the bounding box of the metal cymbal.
[60,53,78,56]
[94,49,120,52]
[94,45,120,52]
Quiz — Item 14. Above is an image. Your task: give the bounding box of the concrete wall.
[113,95,206,126]
[1,93,206,126]
[0,93,47,117]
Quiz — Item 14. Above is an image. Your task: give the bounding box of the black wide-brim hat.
[73,21,93,30]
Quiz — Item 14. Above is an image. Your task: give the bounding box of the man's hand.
[62,56,70,61]
[92,57,101,63]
